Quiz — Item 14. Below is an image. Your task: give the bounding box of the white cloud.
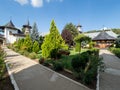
[46,0,63,3]
[14,0,29,5]
[14,0,63,8]
[31,0,43,7]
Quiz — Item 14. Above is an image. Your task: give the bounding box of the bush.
[110,48,120,58]
[71,49,102,84]
[53,61,63,71]
[32,41,40,53]
[19,50,25,55]
[58,49,70,56]
[0,46,6,80]
[71,54,88,73]
[28,52,36,59]
[39,57,45,64]
[23,51,29,57]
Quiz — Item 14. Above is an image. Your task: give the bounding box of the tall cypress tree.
[31,22,39,42]
[41,20,68,58]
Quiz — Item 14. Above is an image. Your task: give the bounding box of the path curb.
[5,62,19,90]
[96,68,100,90]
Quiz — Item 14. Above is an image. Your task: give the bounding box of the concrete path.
[3,47,90,90]
[99,49,120,90]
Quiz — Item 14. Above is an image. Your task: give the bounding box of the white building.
[0,20,31,45]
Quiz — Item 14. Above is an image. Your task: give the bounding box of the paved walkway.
[99,49,120,90]
[3,47,90,90]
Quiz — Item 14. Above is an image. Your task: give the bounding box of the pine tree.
[31,22,39,42]
[32,41,39,53]
[41,20,68,58]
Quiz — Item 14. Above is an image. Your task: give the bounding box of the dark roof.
[93,31,116,41]
[23,20,32,28]
[18,30,24,34]
[5,20,15,28]
[0,20,19,30]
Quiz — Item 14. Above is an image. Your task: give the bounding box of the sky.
[0,0,120,33]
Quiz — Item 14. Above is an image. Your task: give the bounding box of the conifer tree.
[32,41,39,53]
[23,35,33,52]
[41,20,68,58]
[31,22,39,42]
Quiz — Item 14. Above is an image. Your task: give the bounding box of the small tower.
[77,24,82,33]
[23,20,32,35]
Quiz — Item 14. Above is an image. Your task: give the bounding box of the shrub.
[110,48,120,58]
[0,46,6,80]
[58,49,70,56]
[71,54,88,73]
[53,61,63,71]
[32,41,39,53]
[28,52,36,59]
[23,51,29,57]
[50,49,58,59]
[19,50,25,55]
[39,57,45,64]
[71,49,102,84]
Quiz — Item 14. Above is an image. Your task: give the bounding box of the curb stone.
[5,62,19,90]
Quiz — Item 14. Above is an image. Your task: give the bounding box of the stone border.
[96,68,100,90]
[5,63,19,90]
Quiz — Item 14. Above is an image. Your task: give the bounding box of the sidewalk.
[99,49,120,90]
[3,47,90,90]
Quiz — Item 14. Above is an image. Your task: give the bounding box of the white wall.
[4,28,25,44]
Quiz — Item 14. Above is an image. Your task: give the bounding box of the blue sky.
[0,0,120,33]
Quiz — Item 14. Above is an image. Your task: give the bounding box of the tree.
[115,35,120,48]
[31,22,39,42]
[74,34,91,53]
[22,35,33,52]
[63,23,79,39]
[112,28,120,34]
[41,20,68,58]
[32,41,39,53]
[61,29,73,47]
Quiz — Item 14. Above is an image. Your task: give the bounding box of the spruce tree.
[41,20,68,58]
[31,22,39,42]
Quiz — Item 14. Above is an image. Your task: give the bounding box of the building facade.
[0,20,31,45]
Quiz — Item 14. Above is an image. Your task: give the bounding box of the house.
[0,20,31,45]
[84,29,118,48]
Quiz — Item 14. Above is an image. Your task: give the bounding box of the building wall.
[4,28,24,44]
[4,28,17,43]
